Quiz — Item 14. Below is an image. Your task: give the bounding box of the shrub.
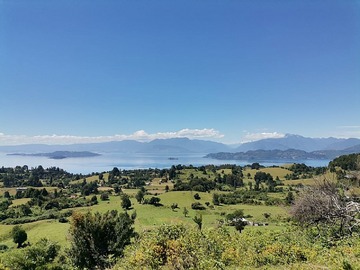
[100,193,109,201]
[191,202,206,210]
[1,238,60,269]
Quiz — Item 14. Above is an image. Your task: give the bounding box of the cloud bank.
[241,132,285,143]
[0,128,224,146]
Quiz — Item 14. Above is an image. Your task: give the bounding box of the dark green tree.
[193,214,202,230]
[226,209,247,233]
[148,196,161,206]
[68,211,135,269]
[169,165,177,180]
[285,191,295,205]
[212,193,220,205]
[3,191,10,198]
[121,193,132,210]
[100,193,109,201]
[135,190,145,204]
[12,225,27,248]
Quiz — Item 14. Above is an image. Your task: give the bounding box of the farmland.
[0,159,359,269]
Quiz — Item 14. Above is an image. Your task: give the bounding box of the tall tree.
[12,225,27,248]
[121,193,132,210]
[135,190,145,204]
[68,211,135,269]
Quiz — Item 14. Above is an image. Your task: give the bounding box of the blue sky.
[1,0,360,145]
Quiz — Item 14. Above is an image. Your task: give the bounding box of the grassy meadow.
[1,161,360,269]
[0,179,290,249]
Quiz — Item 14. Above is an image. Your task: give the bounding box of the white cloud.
[335,126,360,138]
[0,128,224,146]
[241,132,285,143]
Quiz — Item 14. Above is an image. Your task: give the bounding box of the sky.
[1,0,360,145]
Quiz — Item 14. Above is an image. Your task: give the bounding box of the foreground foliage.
[115,224,360,270]
[68,210,135,270]
[0,238,61,270]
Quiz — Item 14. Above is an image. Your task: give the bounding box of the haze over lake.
[0,151,330,174]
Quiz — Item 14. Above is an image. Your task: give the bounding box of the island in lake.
[8,151,101,159]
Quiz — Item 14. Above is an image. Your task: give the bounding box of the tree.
[291,179,360,238]
[135,190,145,204]
[100,193,109,201]
[113,184,121,194]
[3,191,10,199]
[251,162,261,170]
[91,195,99,204]
[193,214,202,230]
[169,166,176,180]
[212,193,220,205]
[121,194,132,210]
[148,196,161,206]
[285,191,295,205]
[12,225,27,248]
[254,171,274,191]
[68,211,135,269]
[226,209,247,233]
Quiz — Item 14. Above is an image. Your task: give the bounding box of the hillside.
[205,149,328,161]
[236,134,360,152]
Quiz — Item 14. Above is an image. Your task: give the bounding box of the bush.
[100,193,109,201]
[2,238,60,269]
[116,225,360,270]
[58,217,68,223]
[191,202,206,210]
[144,196,161,206]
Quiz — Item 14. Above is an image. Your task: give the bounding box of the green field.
[0,188,290,250]
[0,165,308,250]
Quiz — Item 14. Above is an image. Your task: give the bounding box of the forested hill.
[205,148,360,161]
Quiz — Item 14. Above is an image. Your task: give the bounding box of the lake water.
[0,152,331,174]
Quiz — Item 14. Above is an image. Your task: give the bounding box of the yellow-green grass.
[0,220,70,248]
[244,167,292,180]
[146,179,174,194]
[0,191,290,249]
[283,178,317,186]
[9,198,31,207]
[283,172,338,186]
[216,168,232,175]
[177,168,217,181]
[98,186,113,192]
[70,173,110,184]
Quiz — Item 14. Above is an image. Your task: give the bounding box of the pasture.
[0,164,330,251]
[0,189,290,249]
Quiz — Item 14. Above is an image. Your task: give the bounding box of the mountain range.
[1,134,360,160]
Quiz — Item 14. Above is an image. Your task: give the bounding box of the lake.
[0,152,331,174]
